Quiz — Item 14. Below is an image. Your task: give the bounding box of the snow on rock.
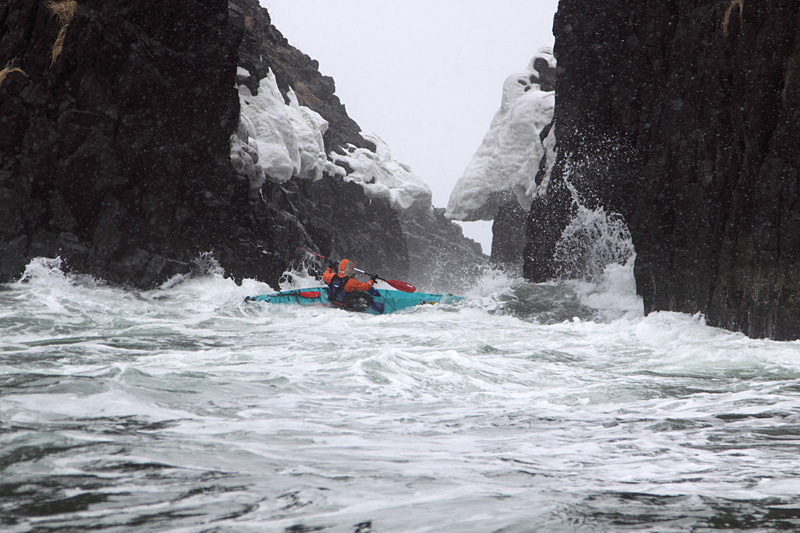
[231,69,432,217]
[329,133,433,216]
[446,47,556,222]
[230,68,331,189]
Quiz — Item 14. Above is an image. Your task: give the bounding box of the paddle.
[297,247,417,293]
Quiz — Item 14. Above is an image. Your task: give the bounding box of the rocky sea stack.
[526,0,800,340]
[0,0,484,290]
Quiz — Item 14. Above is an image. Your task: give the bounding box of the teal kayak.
[245,287,463,315]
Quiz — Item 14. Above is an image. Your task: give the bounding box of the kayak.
[245,287,463,315]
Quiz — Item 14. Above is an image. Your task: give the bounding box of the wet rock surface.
[528,0,800,339]
[1,0,245,286]
[0,0,482,290]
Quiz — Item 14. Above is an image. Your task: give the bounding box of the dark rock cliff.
[0,0,481,290]
[492,195,530,272]
[1,0,244,286]
[527,0,800,339]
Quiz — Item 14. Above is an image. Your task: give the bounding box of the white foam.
[6,257,800,531]
[572,258,643,319]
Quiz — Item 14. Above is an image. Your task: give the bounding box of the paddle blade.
[385,278,416,293]
[298,291,321,298]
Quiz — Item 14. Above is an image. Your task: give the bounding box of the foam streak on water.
[3,259,800,532]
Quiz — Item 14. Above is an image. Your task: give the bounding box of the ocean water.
[3,258,800,532]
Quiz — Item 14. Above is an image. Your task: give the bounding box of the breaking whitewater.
[4,255,800,532]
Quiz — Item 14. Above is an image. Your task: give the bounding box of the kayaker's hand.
[370,276,377,283]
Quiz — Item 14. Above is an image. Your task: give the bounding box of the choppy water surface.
[3,259,800,532]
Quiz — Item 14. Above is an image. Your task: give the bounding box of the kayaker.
[323,259,379,312]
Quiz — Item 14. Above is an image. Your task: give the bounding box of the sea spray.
[553,205,634,281]
[552,179,635,282]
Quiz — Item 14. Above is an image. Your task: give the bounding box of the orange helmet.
[338,259,355,277]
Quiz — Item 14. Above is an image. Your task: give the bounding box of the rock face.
[527,0,800,340]
[491,196,530,271]
[0,0,482,290]
[0,0,259,286]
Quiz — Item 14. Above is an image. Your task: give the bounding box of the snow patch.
[330,133,433,215]
[230,69,432,216]
[447,48,556,221]
[230,69,330,189]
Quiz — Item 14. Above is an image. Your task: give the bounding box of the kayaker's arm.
[345,278,375,293]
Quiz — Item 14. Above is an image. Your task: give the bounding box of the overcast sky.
[259,0,559,251]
